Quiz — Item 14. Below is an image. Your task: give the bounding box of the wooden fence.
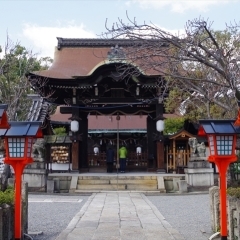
[166,148,191,173]
[88,152,148,170]
[88,149,191,173]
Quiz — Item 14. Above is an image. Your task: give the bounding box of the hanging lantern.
[136,146,142,154]
[71,120,79,132]
[156,119,164,132]
[93,146,99,155]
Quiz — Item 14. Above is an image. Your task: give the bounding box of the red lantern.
[2,121,43,240]
[198,120,239,240]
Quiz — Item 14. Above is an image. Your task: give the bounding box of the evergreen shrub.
[227,187,240,198]
[0,186,14,205]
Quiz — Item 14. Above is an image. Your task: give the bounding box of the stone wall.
[47,175,72,193]
[209,186,240,240]
[23,162,47,191]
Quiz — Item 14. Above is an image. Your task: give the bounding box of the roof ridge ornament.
[107,44,126,60]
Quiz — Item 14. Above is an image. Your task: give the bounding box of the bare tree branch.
[103,16,240,119]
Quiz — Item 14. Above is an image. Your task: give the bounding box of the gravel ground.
[147,193,213,240]
[27,194,91,240]
[27,193,213,240]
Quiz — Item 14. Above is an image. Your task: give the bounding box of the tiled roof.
[56,38,168,49]
[29,38,167,79]
[27,94,50,123]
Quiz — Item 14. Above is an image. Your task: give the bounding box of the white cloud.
[156,25,186,37]
[22,22,96,58]
[128,0,231,13]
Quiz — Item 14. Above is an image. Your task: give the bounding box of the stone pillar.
[22,181,28,236]
[209,186,220,233]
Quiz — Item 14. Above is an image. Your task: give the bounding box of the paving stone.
[97,222,119,228]
[67,227,96,239]
[76,220,99,228]
[56,192,184,240]
[120,220,142,227]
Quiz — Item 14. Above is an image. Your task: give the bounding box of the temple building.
[27,38,196,173]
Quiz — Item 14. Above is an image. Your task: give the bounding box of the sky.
[1,0,240,59]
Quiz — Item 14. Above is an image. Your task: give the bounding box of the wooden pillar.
[156,141,165,170]
[71,107,79,171]
[156,103,165,172]
[79,113,88,171]
[71,142,79,170]
[147,115,156,169]
[173,140,176,170]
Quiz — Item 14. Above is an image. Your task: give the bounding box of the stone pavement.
[55,192,185,240]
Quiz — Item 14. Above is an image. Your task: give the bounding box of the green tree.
[165,86,233,121]
[0,36,53,191]
[0,35,52,120]
[163,117,185,135]
[53,127,67,136]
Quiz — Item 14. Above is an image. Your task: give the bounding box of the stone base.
[188,160,211,168]
[23,167,47,189]
[177,180,188,193]
[189,156,207,161]
[185,167,214,186]
[25,162,45,169]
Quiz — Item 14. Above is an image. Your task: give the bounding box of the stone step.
[76,176,158,192]
[74,190,162,194]
[109,179,156,185]
[77,176,157,180]
[77,184,126,190]
[78,179,110,185]
[76,183,157,191]
[77,179,157,185]
[127,184,157,191]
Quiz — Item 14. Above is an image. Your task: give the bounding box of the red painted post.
[209,157,236,240]
[4,158,30,240]
[215,160,229,240]
[14,162,23,240]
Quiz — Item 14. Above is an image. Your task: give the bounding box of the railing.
[88,152,148,170]
[88,153,107,167]
[166,149,191,173]
[126,152,148,169]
